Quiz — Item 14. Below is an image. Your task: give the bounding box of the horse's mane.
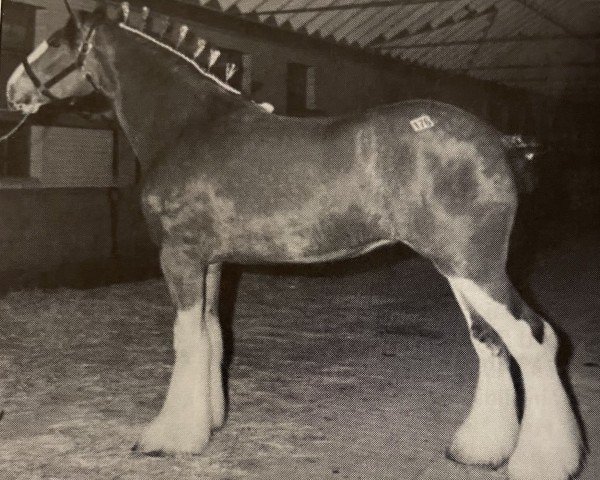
[116,4,244,97]
[118,23,243,96]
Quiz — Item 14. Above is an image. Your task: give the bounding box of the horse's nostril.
[6,87,17,111]
[7,84,22,104]
[6,83,15,100]
[6,84,32,111]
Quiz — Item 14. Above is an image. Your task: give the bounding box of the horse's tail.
[501,134,541,195]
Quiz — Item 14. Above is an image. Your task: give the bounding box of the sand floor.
[0,235,598,479]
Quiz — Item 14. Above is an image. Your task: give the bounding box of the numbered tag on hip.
[410,115,435,132]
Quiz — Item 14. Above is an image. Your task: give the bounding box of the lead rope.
[0,114,31,143]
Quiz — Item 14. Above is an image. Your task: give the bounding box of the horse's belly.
[142,171,394,264]
[224,234,393,264]
[292,239,395,263]
[223,205,392,264]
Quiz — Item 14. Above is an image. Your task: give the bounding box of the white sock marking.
[507,361,583,480]
[449,351,519,467]
[206,312,225,429]
[450,277,584,480]
[447,281,518,466]
[139,305,212,453]
[448,277,552,361]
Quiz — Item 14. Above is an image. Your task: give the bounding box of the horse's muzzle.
[6,79,44,114]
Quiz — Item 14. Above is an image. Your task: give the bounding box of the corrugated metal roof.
[179,0,600,103]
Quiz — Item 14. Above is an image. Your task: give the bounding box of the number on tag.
[410,115,435,132]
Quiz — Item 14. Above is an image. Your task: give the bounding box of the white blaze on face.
[7,41,49,87]
[7,41,50,113]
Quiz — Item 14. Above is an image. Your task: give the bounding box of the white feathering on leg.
[138,305,212,454]
[446,281,519,468]
[447,350,519,468]
[507,324,584,480]
[451,277,584,480]
[205,263,225,430]
[206,312,225,429]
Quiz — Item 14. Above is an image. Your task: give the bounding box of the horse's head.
[6,2,110,114]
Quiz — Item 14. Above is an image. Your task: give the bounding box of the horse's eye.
[48,36,62,48]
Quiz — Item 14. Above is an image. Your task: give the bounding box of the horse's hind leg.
[448,274,584,480]
[136,245,213,455]
[446,283,519,468]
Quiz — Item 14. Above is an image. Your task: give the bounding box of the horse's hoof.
[136,417,211,456]
[131,443,167,457]
[445,447,505,470]
[144,449,166,458]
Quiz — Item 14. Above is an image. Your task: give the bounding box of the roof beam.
[452,61,600,71]
[514,0,591,42]
[364,6,494,48]
[376,33,600,49]
[504,77,600,84]
[252,0,458,15]
[465,5,497,69]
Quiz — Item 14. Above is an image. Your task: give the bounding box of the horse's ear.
[93,1,108,17]
[120,2,130,24]
[90,2,108,26]
[63,0,83,30]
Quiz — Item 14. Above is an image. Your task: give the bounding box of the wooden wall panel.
[30,127,114,187]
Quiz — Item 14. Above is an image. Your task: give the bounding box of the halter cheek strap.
[22,27,97,102]
[22,57,78,101]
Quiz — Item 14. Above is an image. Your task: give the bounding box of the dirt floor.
[0,234,598,480]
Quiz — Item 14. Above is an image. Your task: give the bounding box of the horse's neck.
[105,28,246,170]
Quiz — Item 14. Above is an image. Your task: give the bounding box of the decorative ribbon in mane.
[117,22,242,96]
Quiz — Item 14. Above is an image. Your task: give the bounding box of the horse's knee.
[160,244,206,309]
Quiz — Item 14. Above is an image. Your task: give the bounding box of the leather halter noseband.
[21,25,98,102]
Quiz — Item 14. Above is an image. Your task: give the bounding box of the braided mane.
[118,23,242,96]
[117,3,242,96]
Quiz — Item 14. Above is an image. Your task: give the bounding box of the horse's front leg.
[135,246,215,455]
[205,263,226,430]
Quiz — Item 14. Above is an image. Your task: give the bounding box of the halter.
[21,23,98,102]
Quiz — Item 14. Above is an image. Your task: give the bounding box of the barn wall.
[0,189,111,272]
[17,0,521,116]
[0,185,158,289]
[1,0,597,290]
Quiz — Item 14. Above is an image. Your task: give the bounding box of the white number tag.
[410,115,435,132]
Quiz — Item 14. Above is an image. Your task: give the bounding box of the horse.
[6,3,584,479]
